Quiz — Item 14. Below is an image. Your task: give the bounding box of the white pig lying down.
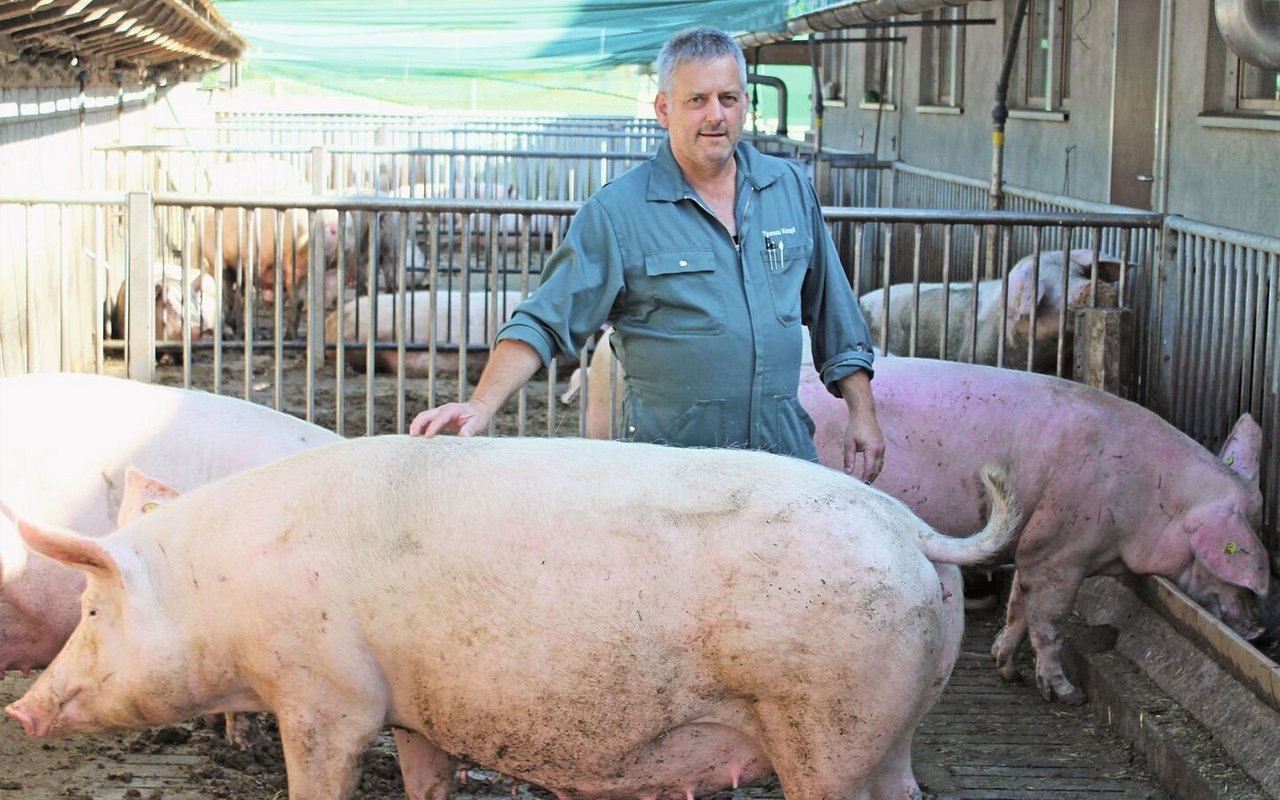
[858,248,1129,373]
[7,435,1020,800]
[800,357,1271,704]
[0,372,341,744]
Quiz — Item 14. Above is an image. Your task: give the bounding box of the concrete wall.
[1164,2,1278,238]
[815,0,1279,239]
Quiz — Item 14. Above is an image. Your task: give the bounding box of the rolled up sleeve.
[494,200,625,367]
[798,180,876,396]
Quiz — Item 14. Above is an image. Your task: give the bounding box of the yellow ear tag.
[1223,541,1238,556]
[1225,454,1235,466]
[141,502,160,514]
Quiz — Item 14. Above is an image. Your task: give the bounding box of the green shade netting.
[213,1,791,80]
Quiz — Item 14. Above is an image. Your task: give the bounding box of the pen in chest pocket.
[763,231,784,271]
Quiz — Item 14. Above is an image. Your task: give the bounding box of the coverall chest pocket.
[760,244,811,326]
[639,249,726,335]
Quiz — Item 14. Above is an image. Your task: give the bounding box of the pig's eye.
[87,609,97,617]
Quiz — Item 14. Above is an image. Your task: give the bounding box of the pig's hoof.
[1037,675,1085,705]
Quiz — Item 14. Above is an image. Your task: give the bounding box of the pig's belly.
[528,721,773,800]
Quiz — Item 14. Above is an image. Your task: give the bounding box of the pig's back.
[0,372,339,534]
[845,357,1239,535]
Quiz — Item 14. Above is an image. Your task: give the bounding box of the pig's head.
[5,517,187,738]
[1167,414,1270,639]
[0,511,84,675]
[1004,250,1129,371]
[155,269,219,343]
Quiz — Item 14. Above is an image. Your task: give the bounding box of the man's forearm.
[468,339,544,414]
[836,369,876,418]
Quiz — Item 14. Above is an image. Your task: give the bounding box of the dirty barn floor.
[0,605,1167,800]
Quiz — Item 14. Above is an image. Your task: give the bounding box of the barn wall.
[1163,2,1280,239]
[0,60,193,376]
[816,1,1279,239]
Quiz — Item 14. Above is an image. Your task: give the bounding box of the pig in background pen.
[858,248,1133,374]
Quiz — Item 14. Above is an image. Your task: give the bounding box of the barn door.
[1108,0,1160,210]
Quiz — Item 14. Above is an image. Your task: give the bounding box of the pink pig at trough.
[7,434,1020,800]
[801,356,1271,704]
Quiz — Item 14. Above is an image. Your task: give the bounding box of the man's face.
[655,54,747,175]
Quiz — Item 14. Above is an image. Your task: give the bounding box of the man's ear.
[654,92,670,126]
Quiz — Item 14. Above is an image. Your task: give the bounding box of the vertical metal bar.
[366,210,378,436]
[908,223,923,356]
[1024,228,1044,372]
[58,205,69,372]
[427,214,440,411]
[126,191,154,383]
[180,207,193,388]
[213,207,224,395]
[273,209,285,411]
[938,224,953,359]
[307,145,328,423]
[395,211,408,435]
[243,207,256,402]
[334,209,347,437]
[94,204,108,375]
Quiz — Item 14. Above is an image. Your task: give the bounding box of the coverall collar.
[646,139,787,203]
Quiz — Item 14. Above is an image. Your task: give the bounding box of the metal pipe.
[1215,0,1280,69]
[746,73,788,138]
[990,0,1030,213]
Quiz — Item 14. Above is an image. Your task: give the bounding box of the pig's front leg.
[394,727,455,800]
[276,703,383,800]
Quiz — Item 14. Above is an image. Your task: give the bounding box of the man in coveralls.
[410,26,885,483]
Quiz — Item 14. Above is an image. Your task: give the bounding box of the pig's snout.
[5,699,47,738]
[5,684,80,738]
[1205,593,1265,641]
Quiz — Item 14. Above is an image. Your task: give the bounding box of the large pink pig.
[7,435,1020,800]
[0,372,340,677]
[801,357,1270,703]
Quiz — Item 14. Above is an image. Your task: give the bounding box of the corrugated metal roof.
[737,0,983,48]
[0,0,245,81]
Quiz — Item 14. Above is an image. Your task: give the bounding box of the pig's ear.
[119,466,181,521]
[15,518,122,583]
[1067,249,1127,283]
[1004,264,1041,319]
[1219,414,1262,486]
[126,465,181,509]
[1188,509,1269,594]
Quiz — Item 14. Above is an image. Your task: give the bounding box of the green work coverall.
[496,139,876,461]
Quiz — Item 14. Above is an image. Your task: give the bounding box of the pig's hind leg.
[752,697,920,800]
[991,575,1029,683]
[995,566,1087,704]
